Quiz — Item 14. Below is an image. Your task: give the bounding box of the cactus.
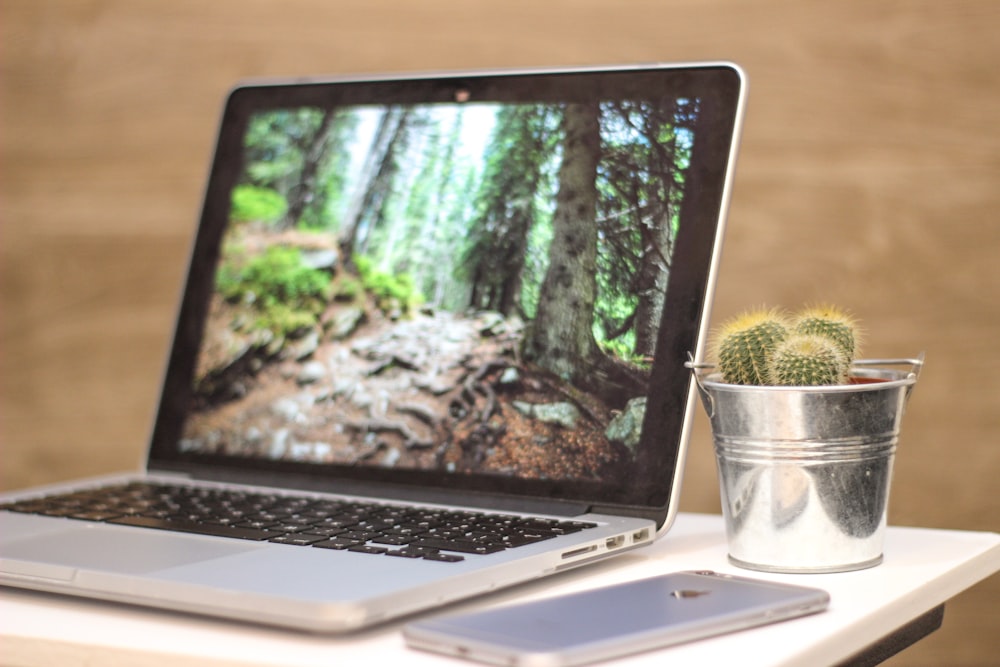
[711,305,862,386]
[714,308,790,385]
[767,334,850,386]
[793,305,860,360]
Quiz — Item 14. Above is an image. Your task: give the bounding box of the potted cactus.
[687,306,923,574]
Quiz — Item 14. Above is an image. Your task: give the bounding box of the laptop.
[0,62,746,633]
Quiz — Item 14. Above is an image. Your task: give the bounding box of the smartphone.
[403,570,829,667]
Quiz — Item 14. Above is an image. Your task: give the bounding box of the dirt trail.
[182,304,630,481]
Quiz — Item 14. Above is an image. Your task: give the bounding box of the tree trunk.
[496,211,529,317]
[339,108,407,261]
[523,102,602,382]
[633,103,680,358]
[632,219,673,357]
[280,109,335,230]
[523,103,649,406]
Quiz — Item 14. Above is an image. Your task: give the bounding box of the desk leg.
[835,604,945,667]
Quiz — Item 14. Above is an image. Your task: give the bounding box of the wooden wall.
[2,2,997,664]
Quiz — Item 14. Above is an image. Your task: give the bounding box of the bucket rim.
[685,355,923,394]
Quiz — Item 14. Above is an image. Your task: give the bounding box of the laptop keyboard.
[1,482,598,563]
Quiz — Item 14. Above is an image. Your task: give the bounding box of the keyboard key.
[503,532,558,547]
[298,526,347,538]
[347,545,389,555]
[385,547,432,559]
[312,537,365,550]
[107,515,274,541]
[422,551,465,563]
[235,520,280,530]
[310,515,361,529]
[68,511,124,522]
[268,523,314,533]
[410,538,506,555]
[268,534,328,546]
[339,530,382,541]
[370,534,414,546]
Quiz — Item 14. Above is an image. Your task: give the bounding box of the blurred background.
[2,1,997,664]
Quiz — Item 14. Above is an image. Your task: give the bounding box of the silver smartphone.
[403,570,830,667]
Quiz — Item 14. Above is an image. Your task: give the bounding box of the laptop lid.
[146,63,745,529]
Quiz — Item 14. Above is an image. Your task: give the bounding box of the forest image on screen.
[181,97,699,483]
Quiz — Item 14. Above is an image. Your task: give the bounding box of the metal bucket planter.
[687,357,923,573]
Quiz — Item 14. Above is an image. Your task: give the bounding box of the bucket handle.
[852,353,925,402]
[850,354,924,381]
[684,353,716,418]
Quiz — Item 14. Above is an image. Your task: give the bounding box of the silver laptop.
[0,63,746,633]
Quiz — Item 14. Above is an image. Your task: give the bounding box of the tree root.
[395,401,441,427]
[344,417,434,449]
[366,354,421,376]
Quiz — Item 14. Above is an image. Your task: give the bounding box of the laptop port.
[631,528,650,543]
[561,544,598,559]
[605,535,626,549]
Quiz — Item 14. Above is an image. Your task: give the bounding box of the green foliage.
[597,333,650,370]
[240,108,356,232]
[593,100,691,357]
[242,109,325,185]
[229,185,287,224]
[354,254,422,314]
[714,309,790,385]
[460,105,562,314]
[230,246,330,308]
[768,334,850,386]
[217,246,330,337]
[332,275,363,302]
[252,303,319,338]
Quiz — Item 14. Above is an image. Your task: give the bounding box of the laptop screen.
[149,65,744,515]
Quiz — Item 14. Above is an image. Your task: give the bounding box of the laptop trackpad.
[1,526,260,579]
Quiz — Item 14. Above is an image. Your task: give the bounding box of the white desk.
[3,513,998,667]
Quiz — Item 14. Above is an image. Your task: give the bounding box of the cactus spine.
[767,334,850,386]
[715,308,790,385]
[793,305,860,360]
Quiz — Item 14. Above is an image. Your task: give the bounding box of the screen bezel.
[147,64,745,522]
